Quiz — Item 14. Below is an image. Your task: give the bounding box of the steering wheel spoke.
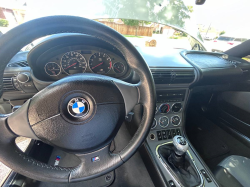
[7,100,39,140]
[0,112,73,182]
[113,80,140,115]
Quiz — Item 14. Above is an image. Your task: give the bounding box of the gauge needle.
[115,67,121,73]
[92,62,103,69]
[65,62,77,69]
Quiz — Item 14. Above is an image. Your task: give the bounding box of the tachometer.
[61,51,87,75]
[89,52,112,74]
[44,62,61,76]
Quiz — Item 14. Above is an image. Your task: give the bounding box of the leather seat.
[214,155,250,187]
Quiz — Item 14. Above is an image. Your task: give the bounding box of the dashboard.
[3,34,250,104]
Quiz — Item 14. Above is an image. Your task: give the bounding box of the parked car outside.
[212,35,248,52]
[203,33,217,40]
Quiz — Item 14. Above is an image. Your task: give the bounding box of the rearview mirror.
[195,0,206,5]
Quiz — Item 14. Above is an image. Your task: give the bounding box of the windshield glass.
[0,0,205,51]
[0,0,249,53]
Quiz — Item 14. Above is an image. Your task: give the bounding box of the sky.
[192,0,250,34]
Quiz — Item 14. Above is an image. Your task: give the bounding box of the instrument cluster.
[42,46,129,80]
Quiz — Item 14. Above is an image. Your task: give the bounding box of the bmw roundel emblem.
[67,97,89,118]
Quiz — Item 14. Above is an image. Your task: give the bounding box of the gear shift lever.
[158,135,201,187]
[170,136,189,168]
[173,135,189,156]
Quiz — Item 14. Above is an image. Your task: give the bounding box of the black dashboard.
[2,34,250,103]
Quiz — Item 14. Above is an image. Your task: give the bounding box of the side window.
[234,38,241,42]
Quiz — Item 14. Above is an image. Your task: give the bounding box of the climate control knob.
[172,103,182,113]
[159,116,169,128]
[159,103,170,113]
[172,115,181,126]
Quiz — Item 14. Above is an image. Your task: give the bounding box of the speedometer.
[61,51,87,75]
[89,52,112,74]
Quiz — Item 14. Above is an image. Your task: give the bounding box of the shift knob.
[173,135,189,156]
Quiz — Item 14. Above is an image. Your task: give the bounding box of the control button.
[159,103,170,113]
[17,73,29,83]
[166,130,172,139]
[125,112,134,122]
[171,129,177,137]
[172,103,182,113]
[162,130,168,140]
[172,115,181,126]
[201,169,212,183]
[169,180,176,187]
[12,77,22,91]
[159,116,169,128]
[157,131,162,140]
[151,118,157,129]
[176,129,181,135]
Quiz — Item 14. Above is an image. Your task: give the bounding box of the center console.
[145,89,219,187]
[150,89,186,141]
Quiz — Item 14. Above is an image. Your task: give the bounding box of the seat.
[214,155,250,187]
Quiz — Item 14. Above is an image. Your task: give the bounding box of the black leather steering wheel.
[0,16,155,182]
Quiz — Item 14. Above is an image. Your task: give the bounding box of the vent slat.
[3,77,16,91]
[7,61,29,67]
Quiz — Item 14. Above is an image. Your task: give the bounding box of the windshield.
[0,0,249,54]
[0,0,205,52]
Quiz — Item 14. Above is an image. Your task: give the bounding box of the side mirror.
[195,0,206,5]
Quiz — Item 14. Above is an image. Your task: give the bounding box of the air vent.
[174,70,195,84]
[151,69,172,84]
[3,77,16,91]
[7,61,29,67]
[151,68,195,84]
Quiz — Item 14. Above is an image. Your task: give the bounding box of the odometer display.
[89,52,112,74]
[61,51,87,75]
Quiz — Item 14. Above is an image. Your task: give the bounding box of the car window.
[234,38,242,42]
[242,38,248,42]
[217,36,234,41]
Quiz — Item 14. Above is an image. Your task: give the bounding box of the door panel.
[217,92,250,138]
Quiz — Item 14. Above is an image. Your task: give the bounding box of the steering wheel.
[0,16,155,183]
